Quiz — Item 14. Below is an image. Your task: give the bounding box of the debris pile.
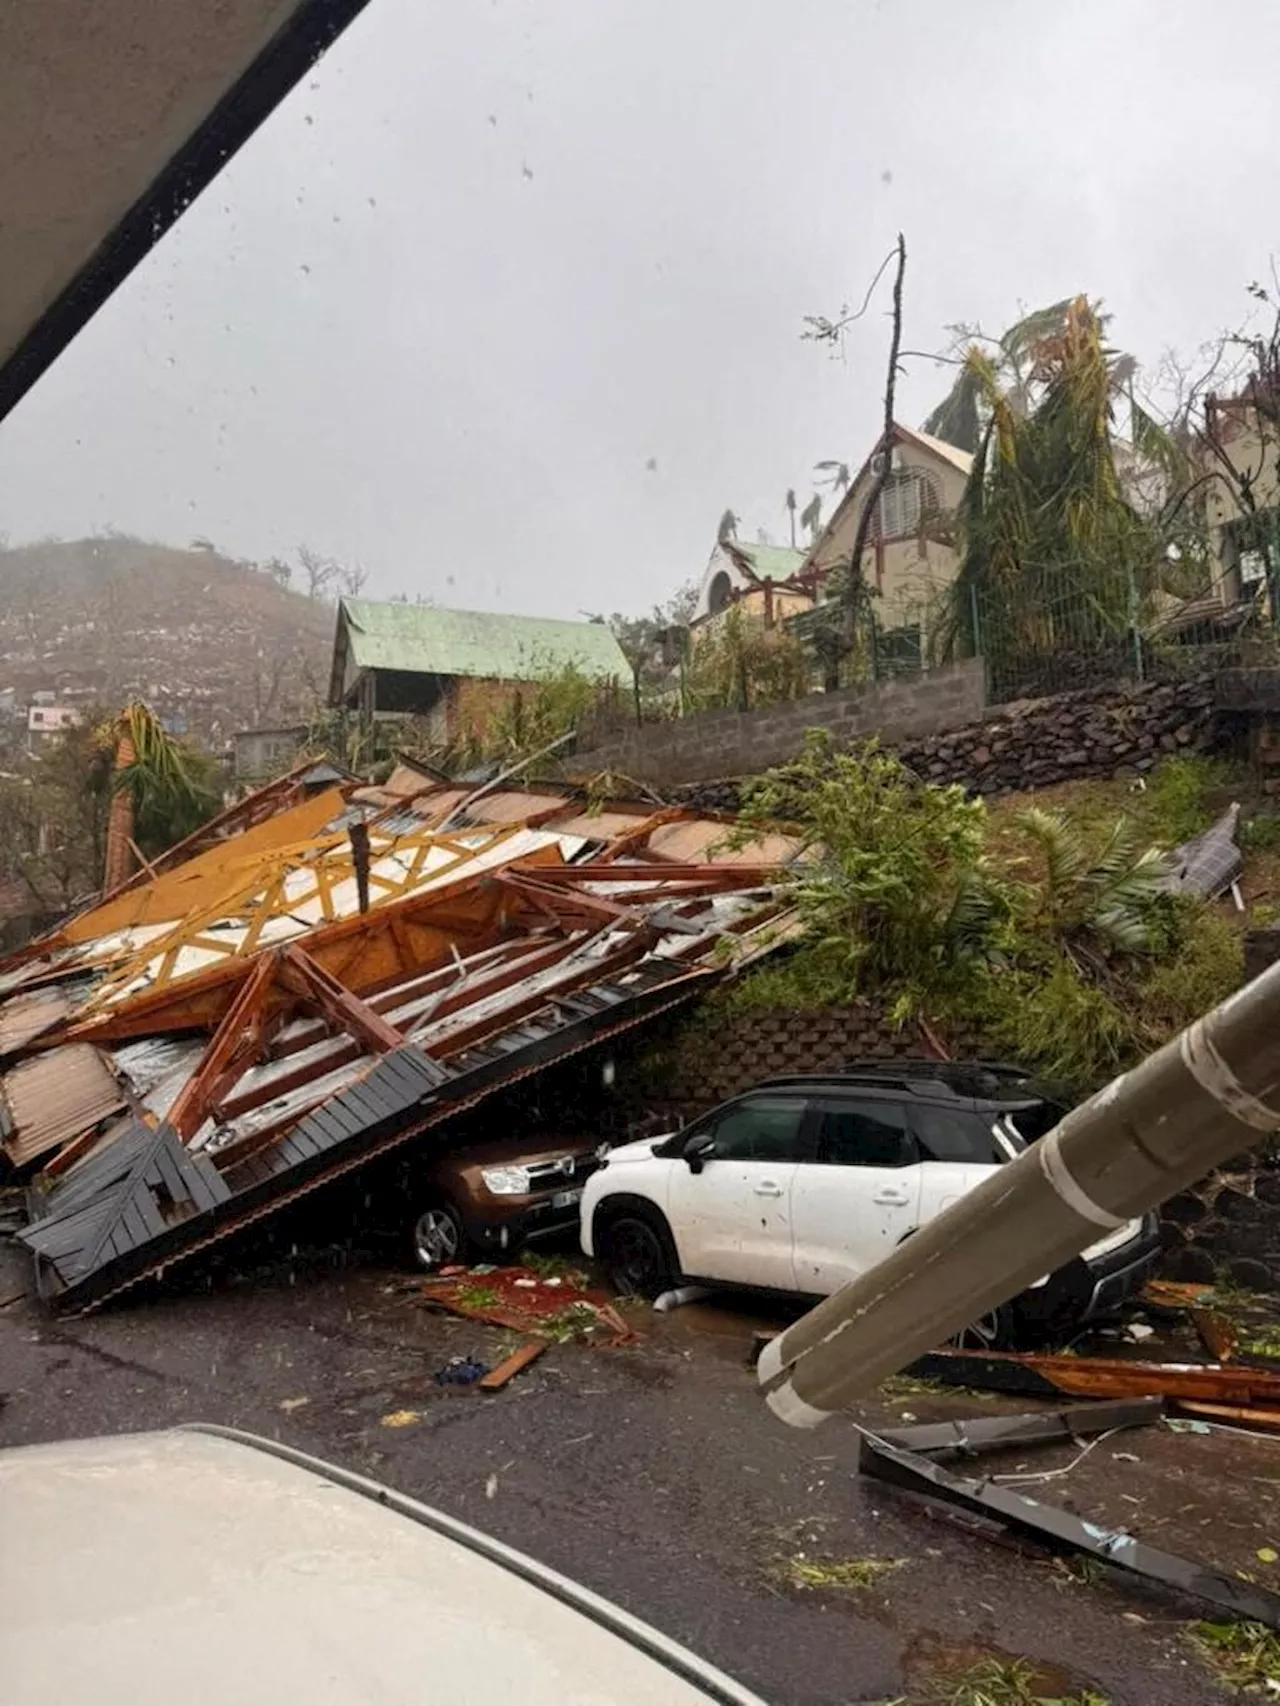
[0,759,800,1310]
[421,1262,636,1345]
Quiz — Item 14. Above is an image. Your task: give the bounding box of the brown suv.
[400,1133,602,1271]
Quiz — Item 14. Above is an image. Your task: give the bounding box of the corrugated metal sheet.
[647,820,799,866]
[0,988,72,1057]
[1,1045,125,1167]
[468,790,571,825]
[339,597,630,682]
[112,1037,205,1097]
[546,809,649,840]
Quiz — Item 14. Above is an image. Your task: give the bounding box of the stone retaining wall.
[677,674,1224,812]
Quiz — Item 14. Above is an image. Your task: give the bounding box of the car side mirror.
[684,1132,715,1175]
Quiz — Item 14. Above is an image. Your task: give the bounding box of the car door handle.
[753,1180,784,1197]
[873,1189,911,1205]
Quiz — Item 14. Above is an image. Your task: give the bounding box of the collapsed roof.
[0,760,801,1309]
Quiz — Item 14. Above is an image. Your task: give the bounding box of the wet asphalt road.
[0,1242,1239,1705]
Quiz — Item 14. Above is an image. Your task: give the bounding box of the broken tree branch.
[844,232,907,633]
[801,243,900,345]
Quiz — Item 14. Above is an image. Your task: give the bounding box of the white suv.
[580,1063,1161,1347]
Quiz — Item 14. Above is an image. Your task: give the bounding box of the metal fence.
[787,576,1280,706]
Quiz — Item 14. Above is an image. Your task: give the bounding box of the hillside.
[0,536,334,741]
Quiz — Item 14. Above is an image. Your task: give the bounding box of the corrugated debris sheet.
[0,771,800,1309]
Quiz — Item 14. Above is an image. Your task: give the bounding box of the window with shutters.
[872,470,940,540]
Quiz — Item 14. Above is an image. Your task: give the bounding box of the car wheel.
[600,1210,677,1299]
[949,1301,1017,1352]
[410,1202,467,1273]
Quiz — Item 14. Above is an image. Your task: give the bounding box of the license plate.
[550,1188,583,1210]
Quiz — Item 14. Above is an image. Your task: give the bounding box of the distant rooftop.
[723,541,808,583]
[333,598,630,695]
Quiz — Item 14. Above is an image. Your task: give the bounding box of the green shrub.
[967,963,1137,1092]
[736,733,1008,1020]
[1132,903,1243,1044]
[724,735,1246,1092]
[1142,753,1239,845]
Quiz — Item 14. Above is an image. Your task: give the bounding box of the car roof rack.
[757,1058,1047,1104]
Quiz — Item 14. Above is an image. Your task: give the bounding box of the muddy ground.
[0,1235,1272,1704]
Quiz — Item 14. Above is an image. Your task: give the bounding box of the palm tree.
[938,299,1159,694]
[100,701,221,886]
[814,460,851,494]
[922,299,1085,450]
[1016,806,1168,976]
[784,488,797,547]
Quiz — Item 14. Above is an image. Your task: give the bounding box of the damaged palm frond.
[1188,1620,1280,1695]
[726,741,1238,1090]
[109,700,222,858]
[780,1554,902,1593]
[1014,807,1167,958]
[936,299,1161,698]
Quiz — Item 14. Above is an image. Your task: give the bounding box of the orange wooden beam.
[167,951,281,1143]
[278,944,404,1055]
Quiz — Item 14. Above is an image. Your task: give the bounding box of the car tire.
[598,1207,678,1299]
[409,1201,467,1273]
[948,1300,1018,1352]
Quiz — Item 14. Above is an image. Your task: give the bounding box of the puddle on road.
[902,1632,1097,1703]
[644,1292,805,1363]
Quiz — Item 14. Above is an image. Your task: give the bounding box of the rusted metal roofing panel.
[380,765,445,800]
[0,988,73,1057]
[647,820,799,866]
[1,1044,125,1168]
[546,809,650,841]
[467,790,571,825]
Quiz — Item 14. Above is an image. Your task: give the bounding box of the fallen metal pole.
[758,958,1280,1426]
[873,1396,1164,1456]
[857,1428,1280,1630]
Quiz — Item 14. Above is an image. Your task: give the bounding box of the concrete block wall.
[567,660,986,786]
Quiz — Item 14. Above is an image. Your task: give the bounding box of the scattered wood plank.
[1191,1308,1238,1364]
[1178,1400,1280,1434]
[909,1348,1280,1406]
[479,1341,546,1391]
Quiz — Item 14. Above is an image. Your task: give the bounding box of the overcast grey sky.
[0,0,1277,618]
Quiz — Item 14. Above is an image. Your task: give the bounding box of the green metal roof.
[337,598,630,684]
[729,542,807,583]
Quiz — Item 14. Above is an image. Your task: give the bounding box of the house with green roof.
[690,536,812,637]
[328,597,631,738]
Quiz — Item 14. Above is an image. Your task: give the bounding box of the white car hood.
[603,1135,670,1164]
[0,1427,762,1706]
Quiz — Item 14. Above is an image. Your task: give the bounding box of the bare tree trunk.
[103,733,136,893]
[844,234,908,649]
